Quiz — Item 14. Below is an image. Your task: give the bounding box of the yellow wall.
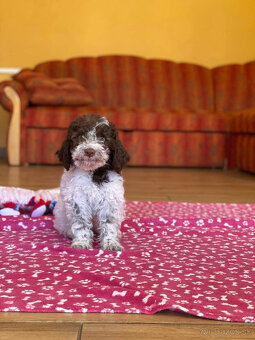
[1,0,255,148]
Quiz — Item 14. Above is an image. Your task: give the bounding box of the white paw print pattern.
[125,201,255,220]
[0,201,254,323]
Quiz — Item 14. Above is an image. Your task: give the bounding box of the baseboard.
[0,147,7,159]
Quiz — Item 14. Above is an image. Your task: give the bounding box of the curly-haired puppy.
[53,114,129,251]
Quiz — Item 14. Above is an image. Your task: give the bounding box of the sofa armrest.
[0,80,28,113]
[0,81,28,166]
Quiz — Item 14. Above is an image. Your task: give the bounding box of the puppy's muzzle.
[84,148,96,158]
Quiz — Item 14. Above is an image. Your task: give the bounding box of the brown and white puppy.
[53,114,129,251]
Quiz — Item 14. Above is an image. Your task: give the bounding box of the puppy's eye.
[98,137,105,142]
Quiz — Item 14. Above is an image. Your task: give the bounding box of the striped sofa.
[0,55,254,173]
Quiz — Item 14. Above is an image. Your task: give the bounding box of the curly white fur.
[54,168,125,251]
[53,115,127,251]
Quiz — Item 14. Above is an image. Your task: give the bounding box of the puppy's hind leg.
[53,195,71,237]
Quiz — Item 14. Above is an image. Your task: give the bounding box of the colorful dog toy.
[0,202,21,216]
[0,196,56,217]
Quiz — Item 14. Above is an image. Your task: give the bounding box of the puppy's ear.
[56,139,73,170]
[111,132,130,173]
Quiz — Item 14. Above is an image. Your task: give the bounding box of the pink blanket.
[0,201,254,322]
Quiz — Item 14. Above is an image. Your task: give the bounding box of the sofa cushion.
[25,106,230,132]
[14,69,93,106]
[26,128,227,167]
[34,56,214,111]
[119,131,227,167]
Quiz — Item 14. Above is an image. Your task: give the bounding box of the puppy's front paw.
[101,238,124,252]
[71,238,93,249]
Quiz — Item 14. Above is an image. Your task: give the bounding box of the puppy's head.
[57,114,129,173]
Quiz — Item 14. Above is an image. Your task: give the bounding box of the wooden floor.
[1,162,255,203]
[0,161,255,339]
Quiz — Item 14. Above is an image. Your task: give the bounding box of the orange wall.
[1,0,255,148]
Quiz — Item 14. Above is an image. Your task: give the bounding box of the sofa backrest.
[213,62,255,112]
[34,55,214,111]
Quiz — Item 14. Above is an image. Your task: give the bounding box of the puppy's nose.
[84,148,95,158]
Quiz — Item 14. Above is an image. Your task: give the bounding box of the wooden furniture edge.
[4,86,21,166]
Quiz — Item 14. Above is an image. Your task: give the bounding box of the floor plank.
[0,310,227,324]
[0,161,254,203]
[0,323,80,340]
[124,167,255,203]
[81,323,255,340]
